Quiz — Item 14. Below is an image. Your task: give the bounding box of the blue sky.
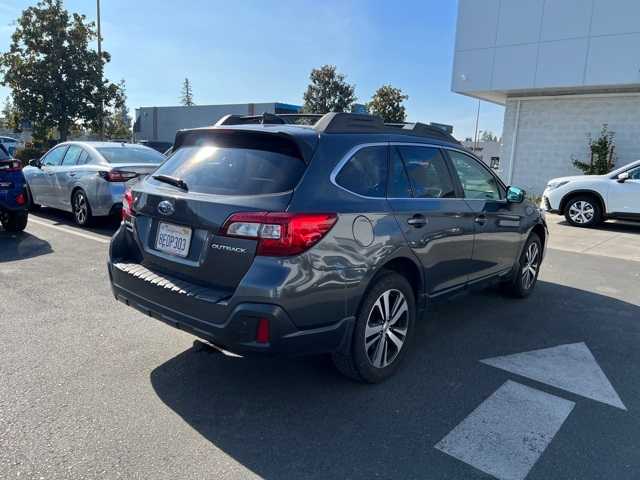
[0,0,504,139]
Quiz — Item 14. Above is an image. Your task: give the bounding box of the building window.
[490,157,500,170]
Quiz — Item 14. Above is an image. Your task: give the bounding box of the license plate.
[156,222,192,258]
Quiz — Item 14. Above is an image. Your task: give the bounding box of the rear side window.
[151,144,306,196]
[396,146,456,199]
[77,150,90,165]
[335,146,388,198]
[61,145,83,165]
[97,147,165,164]
[388,147,413,198]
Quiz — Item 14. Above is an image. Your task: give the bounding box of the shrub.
[572,124,616,175]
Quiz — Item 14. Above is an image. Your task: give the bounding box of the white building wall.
[502,94,640,195]
[452,0,640,102]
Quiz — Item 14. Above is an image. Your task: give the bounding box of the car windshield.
[150,144,306,196]
[97,147,165,164]
[608,160,640,177]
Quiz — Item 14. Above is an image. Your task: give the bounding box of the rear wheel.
[72,189,93,227]
[26,186,40,212]
[1,210,28,232]
[332,271,415,383]
[502,233,542,298]
[564,195,602,227]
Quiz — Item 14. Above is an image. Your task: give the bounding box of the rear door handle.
[474,214,487,226]
[407,215,427,228]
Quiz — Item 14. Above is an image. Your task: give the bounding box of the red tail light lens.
[15,192,26,206]
[0,160,22,172]
[101,170,138,182]
[122,189,134,222]
[220,212,338,256]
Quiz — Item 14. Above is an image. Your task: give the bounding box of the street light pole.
[97,0,104,140]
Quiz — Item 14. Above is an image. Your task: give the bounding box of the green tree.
[480,130,498,142]
[105,79,132,139]
[572,124,616,175]
[1,96,22,132]
[367,85,408,122]
[181,78,195,106]
[0,0,119,142]
[302,65,356,113]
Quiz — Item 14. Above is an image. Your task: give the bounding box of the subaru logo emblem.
[157,200,174,216]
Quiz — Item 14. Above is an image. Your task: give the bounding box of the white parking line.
[481,342,626,410]
[28,218,111,244]
[435,380,575,480]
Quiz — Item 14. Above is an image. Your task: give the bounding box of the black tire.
[332,271,416,383]
[502,233,542,298]
[563,195,602,227]
[1,210,28,232]
[26,186,40,212]
[72,189,93,227]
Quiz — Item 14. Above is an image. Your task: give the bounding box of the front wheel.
[72,190,93,227]
[564,195,602,227]
[502,233,542,298]
[332,271,416,383]
[1,210,28,232]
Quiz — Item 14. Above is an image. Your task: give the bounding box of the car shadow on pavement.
[0,230,53,262]
[31,208,120,238]
[150,281,640,480]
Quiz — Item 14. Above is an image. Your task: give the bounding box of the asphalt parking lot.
[1,211,639,480]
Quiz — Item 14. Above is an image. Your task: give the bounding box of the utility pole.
[97,0,104,140]
[473,99,481,152]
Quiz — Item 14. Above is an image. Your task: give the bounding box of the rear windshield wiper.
[153,174,189,191]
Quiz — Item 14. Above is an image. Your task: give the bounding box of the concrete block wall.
[501,94,640,195]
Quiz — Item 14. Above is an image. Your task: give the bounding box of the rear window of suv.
[150,133,306,196]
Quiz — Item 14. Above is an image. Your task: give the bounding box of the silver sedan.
[23,141,165,226]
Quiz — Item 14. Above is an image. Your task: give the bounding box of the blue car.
[0,144,29,232]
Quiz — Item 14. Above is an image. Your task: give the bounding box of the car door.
[53,144,84,210]
[33,145,69,206]
[608,165,640,215]
[387,145,476,296]
[446,149,522,282]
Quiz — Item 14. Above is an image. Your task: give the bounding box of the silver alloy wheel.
[74,192,88,225]
[568,200,594,224]
[364,289,409,369]
[521,241,539,290]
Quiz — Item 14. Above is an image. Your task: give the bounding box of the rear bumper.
[0,183,28,212]
[108,260,353,356]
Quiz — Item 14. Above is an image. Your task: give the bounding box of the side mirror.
[28,158,42,168]
[506,186,525,203]
[617,172,630,183]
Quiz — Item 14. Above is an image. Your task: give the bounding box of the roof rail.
[215,113,286,126]
[215,112,459,144]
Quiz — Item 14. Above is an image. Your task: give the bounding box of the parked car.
[0,144,29,232]
[108,112,547,383]
[0,136,24,157]
[542,159,640,227]
[23,142,166,226]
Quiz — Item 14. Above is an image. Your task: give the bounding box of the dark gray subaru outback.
[108,112,547,382]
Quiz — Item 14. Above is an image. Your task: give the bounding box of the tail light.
[15,192,26,206]
[122,189,134,222]
[100,170,138,182]
[0,160,22,172]
[220,212,337,256]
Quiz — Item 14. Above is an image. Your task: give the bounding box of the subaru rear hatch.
[122,127,317,296]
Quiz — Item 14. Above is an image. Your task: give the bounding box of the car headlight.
[546,180,569,190]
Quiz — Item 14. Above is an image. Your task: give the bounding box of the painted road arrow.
[480,342,626,410]
[435,342,627,480]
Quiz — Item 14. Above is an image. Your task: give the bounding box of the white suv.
[542,160,640,227]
